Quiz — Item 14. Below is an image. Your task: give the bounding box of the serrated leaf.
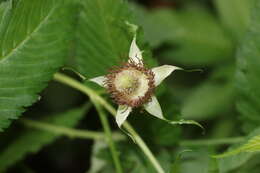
[75,0,156,80]
[75,0,132,78]
[215,128,260,172]
[214,0,253,40]
[214,130,260,158]
[236,0,260,132]
[0,0,74,131]
[0,105,90,172]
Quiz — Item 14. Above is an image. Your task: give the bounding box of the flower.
[89,36,181,127]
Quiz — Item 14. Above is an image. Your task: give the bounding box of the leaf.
[167,119,204,132]
[0,1,8,19]
[214,0,253,40]
[133,4,234,66]
[215,128,260,173]
[75,0,156,80]
[214,128,260,158]
[177,64,235,135]
[0,105,90,172]
[236,0,260,132]
[181,82,234,120]
[217,152,255,173]
[0,0,75,131]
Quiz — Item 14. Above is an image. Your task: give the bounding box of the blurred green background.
[1,0,260,173]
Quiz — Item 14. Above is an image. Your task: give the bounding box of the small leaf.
[167,119,204,132]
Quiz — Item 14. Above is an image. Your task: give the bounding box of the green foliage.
[217,152,256,173]
[1,0,260,172]
[179,149,213,173]
[133,5,234,66]
[89,141,216,173]
[75,0,134,78]
[182,65,235,120]
[215,128,260,173]
[169,150,192,173]
[214,128,260,158]
[214,0,252,40]
[182,83,233,120]
[0,1,9,21]
[0,105,90,172]
[0,0,74,131]
[236,0,260,132]
[89,141,179,173]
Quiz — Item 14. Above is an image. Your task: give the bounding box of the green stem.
[54,73,165,173]
[180,137,245,146]
[21,118,123,140]
[94,101,123,173]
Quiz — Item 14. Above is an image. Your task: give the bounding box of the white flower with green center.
[89,36,181,127]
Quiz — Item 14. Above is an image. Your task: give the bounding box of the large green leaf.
[133,5,234,66]
[181,64,235,120]
[214,0,252,40]
[0,1,8,19]
[0,105,90,172]
[236,0,260,132]
[0,0,74,131]
[75,0,156,79]
[181,82,233,120]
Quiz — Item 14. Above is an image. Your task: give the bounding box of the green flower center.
[114,69,149,99]
[106,62,155,107]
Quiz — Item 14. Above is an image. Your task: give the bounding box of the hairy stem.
[94,101,123,173]
[21,118,124,140]
[54,72,165,173]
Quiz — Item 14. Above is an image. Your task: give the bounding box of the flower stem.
[21,118,105,140]
[93,101,123,173]
[53,73,165,173]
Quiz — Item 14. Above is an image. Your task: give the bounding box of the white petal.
[144,96,163,119]
[128,35,143,65]
[152,65,181,86]
[89,76,106,87]
[116,105,132,127]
